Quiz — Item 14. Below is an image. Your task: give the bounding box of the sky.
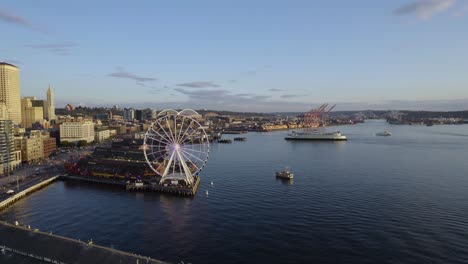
[1,0,468,112]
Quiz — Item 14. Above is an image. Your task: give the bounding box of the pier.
[0,175,59,211]
[217,139,233,143]
[0,221,168,264]
[126,176,201,196]
[61,174,201,196]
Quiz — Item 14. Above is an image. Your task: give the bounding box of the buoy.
[210,181,213,186]
[206,190,209,196]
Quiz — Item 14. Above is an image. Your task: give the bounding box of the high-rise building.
[0,62,21,125]
[45,86,56,121]
[21,97,44,128]
[0,102,7,120]
[0,119,22,175]
[123,108,135,121]
[135,109,143,121]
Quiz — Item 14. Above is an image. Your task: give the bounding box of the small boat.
[376,131,392,136]
[276,168,294,179]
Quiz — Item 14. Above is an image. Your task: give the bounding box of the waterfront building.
[60,121,95,144]
[95,129,110,143]
[0,62,21,125]
[15,130,44,164]
[123,108,135,121]
[21,97,44,128]
[45,86,56,121]
[42,132,57,158]
[0,119,22,175]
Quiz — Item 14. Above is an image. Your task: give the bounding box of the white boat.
[285,130,347,141]
[376,131,392,136]
[276,168,294,179]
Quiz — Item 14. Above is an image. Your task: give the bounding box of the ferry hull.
[285,137,347,141]
[284,131,347,141]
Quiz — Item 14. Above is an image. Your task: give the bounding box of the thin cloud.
[236,93,255,97]
[176,81,221,88]
[269,88,283,92]
[174,88,271,104]
[0,9,32,28]
[252,95,271,100]
[394,0,455,20]
[453,4,468,17]
[147,88,161,94]
[108,68,157,83]
[25,43,78,56]
[281,94,304,99]
[0,9,46,32]
[26,43,78,49]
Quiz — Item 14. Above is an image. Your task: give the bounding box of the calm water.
[2,120,468,264]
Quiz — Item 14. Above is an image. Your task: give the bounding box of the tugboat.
[276,168,294,179]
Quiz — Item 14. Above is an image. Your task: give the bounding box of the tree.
[61,141,72,148]
[77,140,88,147]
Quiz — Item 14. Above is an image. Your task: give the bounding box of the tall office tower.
[0,102,7,119]
[123,108,135,121]
[21,97,44,128]
[45,85,56,121]
[0,119,18,175]
[0,62,21,125]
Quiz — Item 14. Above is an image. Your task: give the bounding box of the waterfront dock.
[61,174,201,196]
[126,176,201,196]
[61,174,126,186]
[217,139,233,143]
[0,221,168,264]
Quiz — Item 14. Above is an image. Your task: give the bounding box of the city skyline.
[1,0,468,111]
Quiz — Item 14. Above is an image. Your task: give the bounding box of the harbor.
[0,173,169,264]
[2,122,468,264]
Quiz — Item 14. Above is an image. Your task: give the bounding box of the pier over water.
[0,175,169,264]
[0,221,168,264]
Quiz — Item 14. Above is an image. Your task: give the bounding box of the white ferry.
[285,131,347,141]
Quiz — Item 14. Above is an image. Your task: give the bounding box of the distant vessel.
[285,131,347,141]
[376,131,392,136]
[276,168,294,179]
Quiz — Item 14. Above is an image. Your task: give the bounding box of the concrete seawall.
[0,175,171,263]
[0,176,59,211]
[0,221,169,264]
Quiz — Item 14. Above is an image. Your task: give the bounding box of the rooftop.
[0,62,18,68]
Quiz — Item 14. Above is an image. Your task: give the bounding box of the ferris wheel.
[143,109,210,186]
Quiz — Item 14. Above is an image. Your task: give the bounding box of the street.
[0,145,95,200]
